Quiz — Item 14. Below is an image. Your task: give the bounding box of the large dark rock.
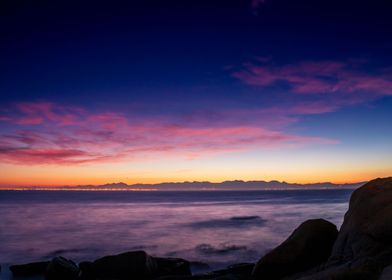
[10,261,49,277]
[88,251,157,280]
[45,256,79,280]
[380,264,392,280]
[329,177,392,266]
[291,177,392,279]
[78,261,94,280]
[251,219,338,280]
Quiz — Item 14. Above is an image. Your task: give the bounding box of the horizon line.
[0,178,370,190]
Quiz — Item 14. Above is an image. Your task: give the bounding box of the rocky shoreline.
[3,177,392,280]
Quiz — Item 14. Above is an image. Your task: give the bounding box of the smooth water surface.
[0,189,353,273]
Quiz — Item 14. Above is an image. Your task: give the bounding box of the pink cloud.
[14,102,83,126]
[0,102,336,165]
[15,116,45,125]
[233,60,392,96]
[0,148,101,165]
[0,116,12,122]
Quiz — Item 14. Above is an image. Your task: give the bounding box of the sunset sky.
[1,0,391,186]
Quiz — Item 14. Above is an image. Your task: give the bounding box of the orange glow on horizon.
[0,170,390,188]
[1,148,391,188]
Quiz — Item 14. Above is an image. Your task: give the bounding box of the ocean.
[0,189,353,277]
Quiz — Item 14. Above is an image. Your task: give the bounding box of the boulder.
[88,250,157,280]
[380,264,392,280]
[154,257,192,277]
[45,256,79,280]
[328,177,392,266]
[252,219,338,280]
[78,261,94,280]
[291,177,392,279]
[10,261,49,276]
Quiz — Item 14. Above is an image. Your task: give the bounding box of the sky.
[0,0,391,186]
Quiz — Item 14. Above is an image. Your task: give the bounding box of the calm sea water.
[0,189,353,274]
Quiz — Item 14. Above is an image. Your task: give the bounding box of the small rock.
[45,256,79,280]
[90,250,157,280]
[154,257,192,277]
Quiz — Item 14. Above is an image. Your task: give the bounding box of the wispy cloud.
[14,102,84,126]
[233,60,392,97]
[8,60,385,166]
[0,102,336,165]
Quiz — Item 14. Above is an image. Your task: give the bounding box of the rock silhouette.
[45,256,79,280]
[9,261,49,276]
[296,177,392,279]
[251,219,338,279]
[330,177,392,265]
[85,251,157,279]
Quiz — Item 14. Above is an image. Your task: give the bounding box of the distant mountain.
[7,180,365,191]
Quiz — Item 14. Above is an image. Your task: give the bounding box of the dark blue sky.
[1,0,391,104]
[0,0,391,185]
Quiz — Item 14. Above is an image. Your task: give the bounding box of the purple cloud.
[0,102,336,165]
[233,60,392,96]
